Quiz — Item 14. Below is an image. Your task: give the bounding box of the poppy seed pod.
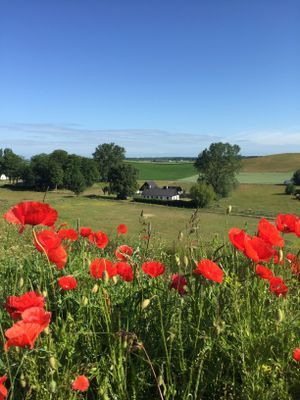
[141,299,151,310]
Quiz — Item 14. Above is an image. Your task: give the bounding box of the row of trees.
[1,142,242,203]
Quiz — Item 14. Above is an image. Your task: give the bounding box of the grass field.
[127,161,197,180]
[181,171,294,184]
[0,183,299,249]
[241,153,300,172]
[127,156,298,184]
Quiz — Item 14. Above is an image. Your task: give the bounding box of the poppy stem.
[141,344,165,400]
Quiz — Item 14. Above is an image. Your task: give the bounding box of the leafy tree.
[80,157,99,187]
[293,169,300,185]
[194,142,241,197]
[190,183,216,208]
[1,148,25,183]
[63,155,87,195]
[29,154,64,191]
[107,163,138,199]
[93,143,125,181]
[285,183,296,195]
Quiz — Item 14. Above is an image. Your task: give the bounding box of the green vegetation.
[190,182,216,207]
[194,142,241,197]
[93,143,126,181]
[241,153,300,173]
[0,200,299,399]
[127,161,197,180]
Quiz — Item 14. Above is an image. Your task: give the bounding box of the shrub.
[293,169,300,185]
[190,182,216,208]
[285,183,296,195]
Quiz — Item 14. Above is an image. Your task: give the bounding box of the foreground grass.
[0,210,300,399]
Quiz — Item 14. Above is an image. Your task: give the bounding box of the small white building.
[0,174,8,181]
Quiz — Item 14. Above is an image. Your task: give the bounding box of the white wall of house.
[0,174,8,180]
[143,194,180,200]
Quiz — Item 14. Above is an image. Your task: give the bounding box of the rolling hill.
[241,153,300,172]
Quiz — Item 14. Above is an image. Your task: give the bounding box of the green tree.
[190,182,216,208]
[194,142,241,198]
[30,154,64,191]
[107,163,138,199]
[64,155,86,195]
[293,169,300,185]
[93,143,125,181]
[80,157,99,187]
[285,182,296,195]
[1,148,25,183]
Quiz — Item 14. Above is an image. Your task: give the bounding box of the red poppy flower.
[295,219,300,237]
[115,262,134,281]
[58,229,78,241]
[3,201,58,233]
[170,274,187,295]
[0,375,7,400]
[34,230,67,269]
[115,245,133,261]
[88,230,109,249]
[276,214,298,233]
[193,259,224,283]
[80,227,92,237]
[117,224,128,234]
[72,375,89,392]
[244,236,275,263]
[90,258,117,279]
[287,253,296,262]
[4,307,51,351]
[269,276,288,297]
[255,264,274,280]
[258,218,285,248]
[58,276,77,290]
[228,228,249,251]
[6,291,45,320]
[142,261,165,278]
[293,348,300,362]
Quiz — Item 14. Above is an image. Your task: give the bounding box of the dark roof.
[142,188,179,197]
[139,181,158,190]
[163,185,183,191]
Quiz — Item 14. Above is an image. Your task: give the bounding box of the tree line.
[0,142,243,205]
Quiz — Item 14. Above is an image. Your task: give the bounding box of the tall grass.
[0,210,300,399]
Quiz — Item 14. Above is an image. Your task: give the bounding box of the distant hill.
[241,153,300,172]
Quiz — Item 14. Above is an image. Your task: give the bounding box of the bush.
[190,182,216,208]
[293,169,300,185]
[285,183,296,195]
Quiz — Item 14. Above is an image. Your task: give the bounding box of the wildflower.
[115,244,133,261]
[228,228,249,251]
[115,262,134,282]
[258,218,284,248]
[58,276,77,290]
[170,274,187,295]
[244,236,275,263]
[293,348,300,362]
[3,201,58,233]
[269,276,288,297]
[88,230,109,249]
[6,291,45,320]
[5,307,51,351]
[72,375,89,392]
[34,230,67,269]
[80,227,92,237]
[276,214,298,233]
[90,258,117,279]
[255,264,274,280]
[0,375,8,400]
[194,259,223,283]
[117,224,128,234]
[57,229,78,241]
[142,261,165,278]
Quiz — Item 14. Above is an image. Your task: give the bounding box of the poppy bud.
[112,276,118,285]
[226,205,232,214]
[278,249,284,262]
[82,296,88,306]
[141,299,151,310]
[277,308,284,323]
[50,380,57,393]
[20,373,26,388]
[42,290,48,297]
[175,255,180,267]
[92,284,99,294]
[184,255,189,267]
[102,270,109,283]
[44,327,50,335]
[49,356,57,370]
[178,231,184,241]
[18,277,24,288]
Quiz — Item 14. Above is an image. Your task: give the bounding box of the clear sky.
[0,0,299,158]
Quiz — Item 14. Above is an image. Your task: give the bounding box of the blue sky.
[0,0,299,158]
